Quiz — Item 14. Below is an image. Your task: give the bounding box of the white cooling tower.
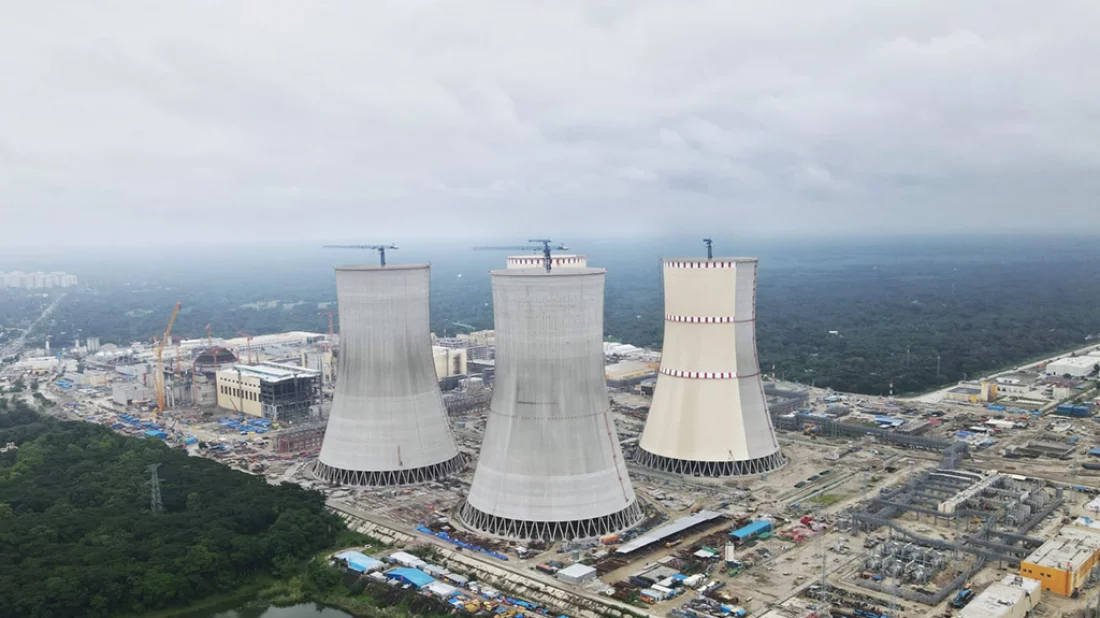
[635,258,785,476]
[315,264,464,486]
[459,267,643,540]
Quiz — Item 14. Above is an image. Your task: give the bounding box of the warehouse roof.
[1022,527,1100,570]
[557,563,597,579]
[616,510,723,554]
[958,575,1040,618]
[385,567,435,588]
[334,551,384,573]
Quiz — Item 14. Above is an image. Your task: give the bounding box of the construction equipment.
[703,237,714,260]
[237,331,256,364]
[154,302,182,418]
[205,323,220,371]
[473,239,568,273]
[323,244,399,266]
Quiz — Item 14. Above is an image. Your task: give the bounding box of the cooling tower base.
[314,454,466,487]
[458,500,644,542]
[634,449,787,477]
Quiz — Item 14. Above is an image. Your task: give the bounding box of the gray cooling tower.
[315,264,464,486]
[635,258,785,477]
[459,267,643,540]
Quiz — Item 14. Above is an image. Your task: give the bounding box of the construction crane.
[323,244,399,266]
[473,239,568,273]
[703,238,714,260]
[238,331,257,364]
[154,302,182,418]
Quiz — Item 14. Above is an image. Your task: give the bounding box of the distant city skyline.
[0,271,78,290]
[2,2,1099,248]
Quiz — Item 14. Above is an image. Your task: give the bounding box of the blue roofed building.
[386,567,435,588]
[335,551,385,573]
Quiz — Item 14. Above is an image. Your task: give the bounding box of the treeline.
[0,398,343,618]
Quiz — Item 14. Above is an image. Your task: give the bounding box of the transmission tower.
[147,463,164,513]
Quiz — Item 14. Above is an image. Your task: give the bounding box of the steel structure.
[636,256,785,477]
[460,266,643,540]
[316,264,464,486]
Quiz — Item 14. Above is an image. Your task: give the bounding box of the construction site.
[15,240,1100,618]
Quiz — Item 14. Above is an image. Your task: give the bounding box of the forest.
[0,398,345,618]
[4,238,1100,395]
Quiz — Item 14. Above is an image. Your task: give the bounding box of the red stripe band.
[659,368,761,380]
[664,314,756,324]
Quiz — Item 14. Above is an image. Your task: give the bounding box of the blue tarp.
[1088,447,1100,457]
[386,567,435,588]
[955,431,974,438]
[729,520,771,540]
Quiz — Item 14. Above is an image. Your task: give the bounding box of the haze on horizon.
[2,1,1099,249]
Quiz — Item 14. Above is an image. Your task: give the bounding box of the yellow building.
[1020,526,1100,596]
[215,362,321,422]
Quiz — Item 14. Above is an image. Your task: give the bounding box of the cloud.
[1,0,1098,247]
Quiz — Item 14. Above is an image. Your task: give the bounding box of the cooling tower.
[635,258,786,477]
[459,267,643,540]
[315,264,464,486]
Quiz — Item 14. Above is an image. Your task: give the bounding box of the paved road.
[0,293,66,362]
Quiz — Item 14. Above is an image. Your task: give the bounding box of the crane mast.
[473,239,568,273]
[154,302,181,418]
[323,244,399,266]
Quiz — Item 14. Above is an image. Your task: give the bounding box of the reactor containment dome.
[635,257,786,477]
[315,264,464,486]
[460,266,643,540]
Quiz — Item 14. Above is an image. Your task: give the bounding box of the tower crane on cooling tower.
[323,244,399,266]
[473,239,568,273]
[154,302,182,419]
[703,238,714,260]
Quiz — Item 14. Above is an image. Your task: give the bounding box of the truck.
[950,588,974,608]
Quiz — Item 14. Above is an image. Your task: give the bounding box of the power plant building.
[215,362,321,422]
[316,264,464,486]
[636,257,785,477]
[460,264,642,540]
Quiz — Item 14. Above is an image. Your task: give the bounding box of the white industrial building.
[315,264,464,486]
[556,563,598,585]
[636,256,785,477]
[460,260,643,540]
[1047,356,1100,377]
[958,574,1041,618]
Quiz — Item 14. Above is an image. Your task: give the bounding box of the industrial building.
[460,262,643,540]
[957,575,1041,618]
[315,264,464,486]
[1047,356,1100,377]
[432,346,467,379]
[556,563,598,585]
[944,381,997,403]
[1020,526,1100,596]
[636,256,785,476]
[605,359,656,388]
[215,362,321,422]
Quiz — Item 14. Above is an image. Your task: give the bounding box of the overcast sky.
[2,1,1098,247]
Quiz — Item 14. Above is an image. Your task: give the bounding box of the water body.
[182,603,355,618]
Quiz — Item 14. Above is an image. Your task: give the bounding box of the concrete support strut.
[633,449,786,477]
[459,500,644,542]
[314,454,465,487]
